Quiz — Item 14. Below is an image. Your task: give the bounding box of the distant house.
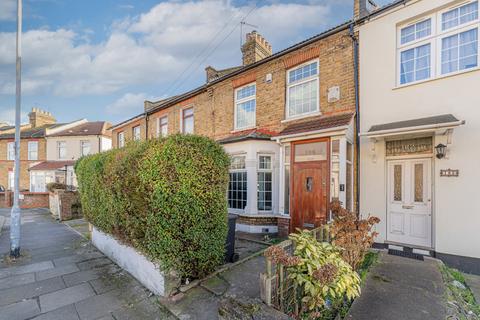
[30,120,112,192]
[0,108,112,193]
[357,0,480,273]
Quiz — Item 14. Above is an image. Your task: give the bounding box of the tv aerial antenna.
[240,21,258,47]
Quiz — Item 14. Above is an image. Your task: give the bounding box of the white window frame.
[285,59,320,120]
[132,126,141,141]
[228,155,248,213]
[118,132,125,148]
[234,83,256,131]
[396,1,479,86]
[156,116,168,138]
[7,142,15,161]
[80,140,91,157]
[57,141,67,160]
[8,171,14,190]
[28,141,38,161]
[181,107,194,134]
[257,154,273,213]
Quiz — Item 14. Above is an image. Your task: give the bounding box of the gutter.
[360,120,466,138]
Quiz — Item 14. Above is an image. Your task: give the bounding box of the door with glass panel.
[387,159,432,248]
[291,139,329,231]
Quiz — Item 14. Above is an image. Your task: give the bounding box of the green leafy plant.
[330,200,380,271]
[75,134,230,280]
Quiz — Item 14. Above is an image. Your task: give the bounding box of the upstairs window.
[228,156,247,210]
[442,28,478,74]
[7,142,14,160]
[182,108,194,134]
[118,132,125,148]
[28,141,38,160]
[234,83,256,130]
[400,43,431,84]
[401,19,432,44]
[442,1,478,31]
[132,126,141,141]
[157,116,168,137]
[57,141,67,160]
[286,60,319,118]
[80,140,91,156]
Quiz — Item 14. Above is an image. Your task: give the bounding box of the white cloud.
[0,107,28,125]
[0,0,334,99]
[106,92,147,115]
[0,0,16,21]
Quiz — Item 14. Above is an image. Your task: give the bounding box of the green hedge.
[75,134,230,279]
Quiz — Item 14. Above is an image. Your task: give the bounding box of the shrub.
[265,230,361,317]
[330,200,380,271]
[75,135,230,279]
[46,182,66,192]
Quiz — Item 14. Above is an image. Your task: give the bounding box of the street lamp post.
[10,0,22,258]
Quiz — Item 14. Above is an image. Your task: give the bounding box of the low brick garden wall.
[0,191,49,209]
[49,189,82,221]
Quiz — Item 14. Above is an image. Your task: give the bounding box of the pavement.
[0,208,176,320]
[346,251,446,320]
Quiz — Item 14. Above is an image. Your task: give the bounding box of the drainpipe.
[350,23,361,216]
[145,114,149,140]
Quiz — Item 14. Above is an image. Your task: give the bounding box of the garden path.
[346,251,446,320]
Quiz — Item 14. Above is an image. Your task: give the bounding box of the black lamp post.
[435,143,447,159]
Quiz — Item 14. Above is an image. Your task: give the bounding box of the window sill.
[281,111,322,123]
[394,66,480,90]
[230,126,257,134]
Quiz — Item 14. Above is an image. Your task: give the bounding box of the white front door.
[387,158,432,248]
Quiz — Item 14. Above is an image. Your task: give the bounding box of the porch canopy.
[29,160,76,171]
[360,114,465,139]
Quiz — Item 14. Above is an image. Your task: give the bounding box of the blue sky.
[0,0,391,125]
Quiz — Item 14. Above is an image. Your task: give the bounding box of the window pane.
[346,164,353,211]
[294,141,327,162]
[230,156,246,170]
[393,165,402,201]
[401,19,431,44]
[442,29,478,74]
[460,1,479,24]
[443,2,478,30]
[284,165,290,214]
[401,25,415,44]
[331,161,340,199]
[259,156,272,170]
[443,7,459,30]
[288,78,318,117]
[236,99,256,129]
[258,172,272,211]
[400,44,431,84]
[236,84,256,100]
[183,115,194,134]
[414,163,424,202]
[288,62,318,83]
[228,172,247,210]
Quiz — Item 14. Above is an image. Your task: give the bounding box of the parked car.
[0,185,5,192]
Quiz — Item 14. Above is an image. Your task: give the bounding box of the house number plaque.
[440,169,459,177]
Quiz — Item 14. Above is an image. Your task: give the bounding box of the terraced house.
[111,1,379,236]
[358,0,480,273]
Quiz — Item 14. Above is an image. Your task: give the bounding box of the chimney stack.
[354,0,377,19]
[28,107,56,128]
[241,31,272,66]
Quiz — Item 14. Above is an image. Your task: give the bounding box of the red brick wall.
[0,191,49,209]
[277,217,291,238]
[57,190,82,221]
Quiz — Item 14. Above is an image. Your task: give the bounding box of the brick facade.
[112,28,356,146]
[0,191,49,209]
[0,139,47,190]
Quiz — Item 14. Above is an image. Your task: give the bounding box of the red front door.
[291,139,329,231]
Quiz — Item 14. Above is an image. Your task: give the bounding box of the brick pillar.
[5,191,13,207]
[277,217,290,238]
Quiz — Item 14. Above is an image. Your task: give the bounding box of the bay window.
[228,156,247,210]
[234,83,256,130]
[286,60,319,119]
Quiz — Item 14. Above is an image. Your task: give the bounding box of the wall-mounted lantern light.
[435,143,447,159]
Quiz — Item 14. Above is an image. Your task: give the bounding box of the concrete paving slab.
[62,264,120,287]
[201,275,230,296]
[39,283,95,313]
[36,264,80,281]
[111,297,177,320]
[0,276,66,307]
[76,257,112,271]
[74,289,125,320]
[346,252,446,320]
[0,260,54,279]
[0,299,40,320]
[163,286,219,320]
[465,273,480,303]
[31,304,80,320]
[0,272,35,290]
[221,255,265,299]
